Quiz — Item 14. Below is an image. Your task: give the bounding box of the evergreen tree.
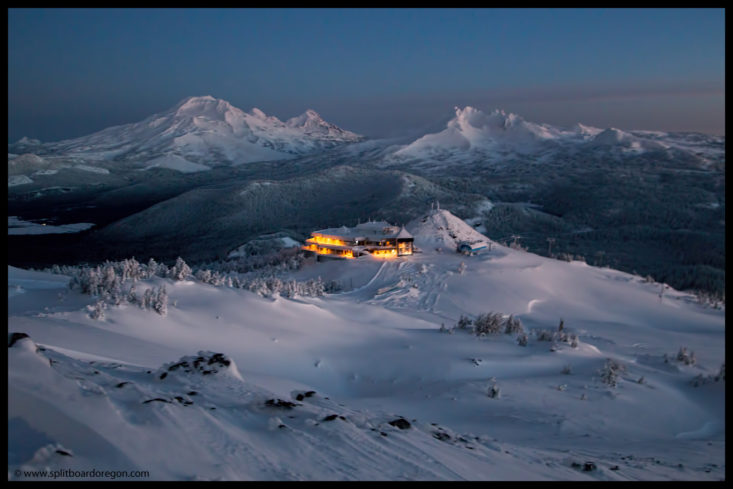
[503,315,524,334]
[127,285,138,304]
[87,267,101,296]
[170,257,192,281]
[142,287,155,310]
[145,258,158,279]
[154,286,168,316]
[88,300,105,320]
[456,314,473,330]
[473,312,503,335]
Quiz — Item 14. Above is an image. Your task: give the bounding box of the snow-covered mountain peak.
[248,107,277,121]
[386,104,719,169]
[573,122,603,138]
[173,95,236,118]
[300,108,323,120]
[15,136,42,146]
[591,127,635,146]
[176,94,218,107]
[8,97,364,169]
[393,106,560,161]
[285,109,362,141]
[286,109,328,128]
[452,106,524,132]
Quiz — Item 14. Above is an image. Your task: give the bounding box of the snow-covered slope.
[588,128,667,152]
[9,96,363,171]
[8,209,725,480]
[408,207,492,252]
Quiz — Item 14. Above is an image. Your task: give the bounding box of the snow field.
[7,210,725,480]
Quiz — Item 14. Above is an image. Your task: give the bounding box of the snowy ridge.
[589,128,667,152]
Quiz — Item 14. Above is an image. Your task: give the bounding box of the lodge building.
[303,221,414,259]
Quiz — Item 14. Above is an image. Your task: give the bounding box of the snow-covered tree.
[154,286,168,316]
[503,315,524,335]
[122,257,142,282]
[145,258,158,279]
[169,257,192,281]
[88,300,106,320]
[101,262,116,290]
[142,287,155,311]
[456,314,472,330]
[676,346,696,365]
[473,312,503,335]
[599,358,625,388]
[196,269,213,283]
[127,285,138,304]
[87,267,102,296]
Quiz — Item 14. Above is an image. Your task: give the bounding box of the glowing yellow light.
[303,241,355,259]
[371,248,398,258]
[311,235,348,247]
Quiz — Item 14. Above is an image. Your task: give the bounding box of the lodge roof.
[313,221,413,240]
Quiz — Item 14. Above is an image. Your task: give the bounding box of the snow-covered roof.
[395,226,413,239]
[313,221,413,240]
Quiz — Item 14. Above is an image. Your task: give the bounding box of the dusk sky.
[8,8,725,143]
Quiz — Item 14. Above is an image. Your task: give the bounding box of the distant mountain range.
[8,95,364,173]
[9,97,724,183]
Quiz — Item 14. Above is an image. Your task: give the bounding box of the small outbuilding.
[457,240,489,254]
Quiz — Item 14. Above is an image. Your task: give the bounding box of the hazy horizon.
[8,8,725,143]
